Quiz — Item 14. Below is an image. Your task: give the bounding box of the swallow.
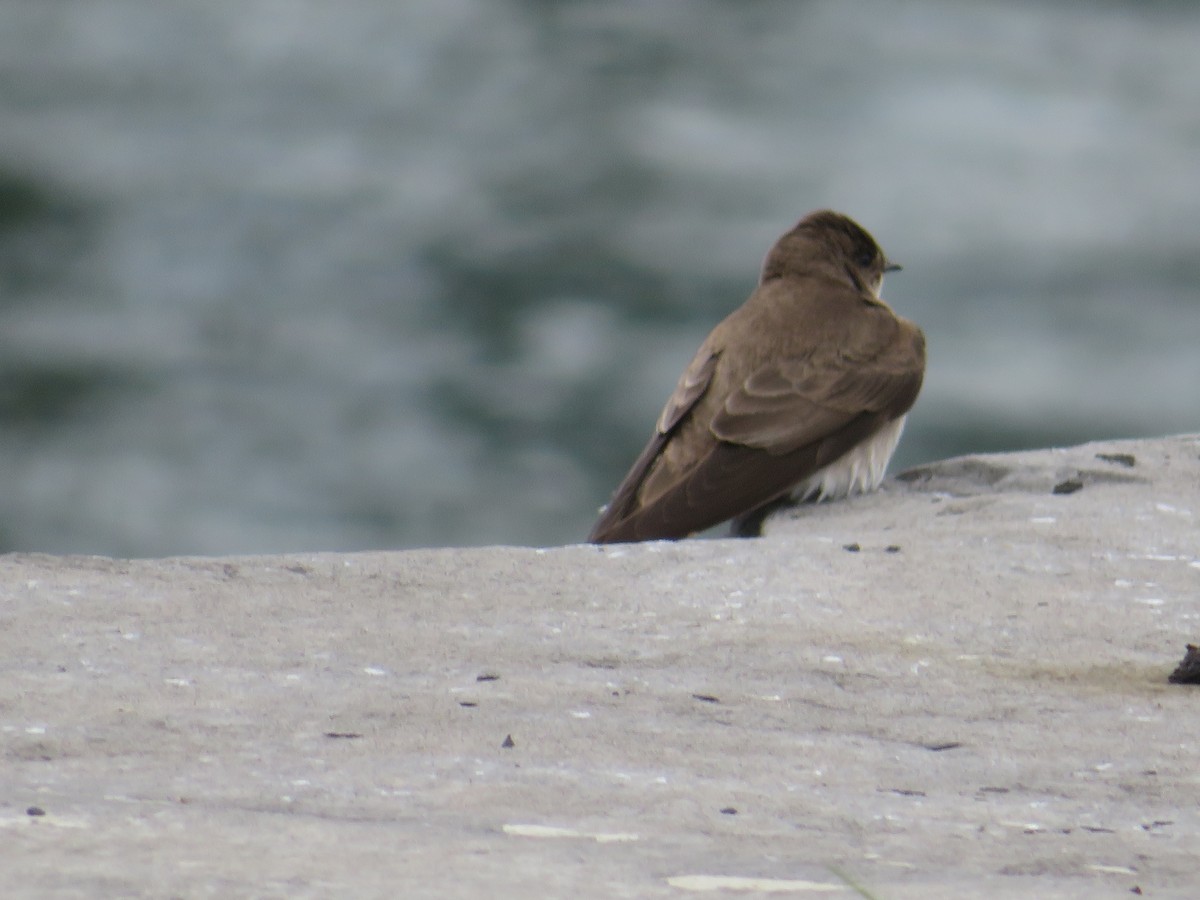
[588,209,925,543]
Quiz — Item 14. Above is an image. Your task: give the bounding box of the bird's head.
[761,210,899,300]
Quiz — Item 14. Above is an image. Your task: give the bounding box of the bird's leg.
[729,496,793,538]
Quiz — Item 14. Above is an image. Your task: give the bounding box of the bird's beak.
[884,261,903,273]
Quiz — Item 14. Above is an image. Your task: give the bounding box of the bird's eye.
[856,248,876,268]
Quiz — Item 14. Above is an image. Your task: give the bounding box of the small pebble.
[1168,644,1200,685]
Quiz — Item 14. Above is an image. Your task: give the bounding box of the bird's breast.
[791,416,907,502]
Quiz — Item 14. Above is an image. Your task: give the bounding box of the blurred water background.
[1,0,1198,556]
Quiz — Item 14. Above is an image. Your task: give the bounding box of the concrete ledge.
[3,435,1198,898]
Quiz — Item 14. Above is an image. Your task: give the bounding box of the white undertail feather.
[792,415,907,503]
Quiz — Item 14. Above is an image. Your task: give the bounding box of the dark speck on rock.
[1168,644,1200,684]
[1096,452,1136,468]
[885,545,901,553]
[843,543,861,552]
[501,734,515,748]
[27,806,46,817]
[476,673,500,682]
[924,741,963,752]
[1052,479,1084,495]
[720,807,737,815]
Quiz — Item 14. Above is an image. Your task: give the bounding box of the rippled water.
[1,0,1198,555]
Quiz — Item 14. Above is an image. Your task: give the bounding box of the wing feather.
[587,347,719,543]
[714,321,924,454]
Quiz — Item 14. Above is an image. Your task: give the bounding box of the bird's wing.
[586,347,720,543]
[590,318,924,543]
[712,321,925,454]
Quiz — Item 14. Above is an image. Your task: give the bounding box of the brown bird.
[588,210,925,544]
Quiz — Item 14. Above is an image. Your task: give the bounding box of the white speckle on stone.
[1113,579,1133,587]
[164,678,191,687]
[1001,820,1042,832]
[363,667,387,676]
[1088,864,1137,875]
[666,874,842,892]
[822,655,843,664]
[570,710,591,719]
[25,726,46,735]
[503,824,638,842]
[594,831,639,843]
[1135,598,1164,606]
[1155,502,1191,516]
[122,632,140,641]
[1029,516,1056,524]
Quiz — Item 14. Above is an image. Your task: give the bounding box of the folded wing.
[589,314,924,544]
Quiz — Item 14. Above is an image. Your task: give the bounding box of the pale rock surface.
[2,435,1199,898]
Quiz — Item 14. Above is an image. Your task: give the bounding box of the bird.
[587,209,925,544]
